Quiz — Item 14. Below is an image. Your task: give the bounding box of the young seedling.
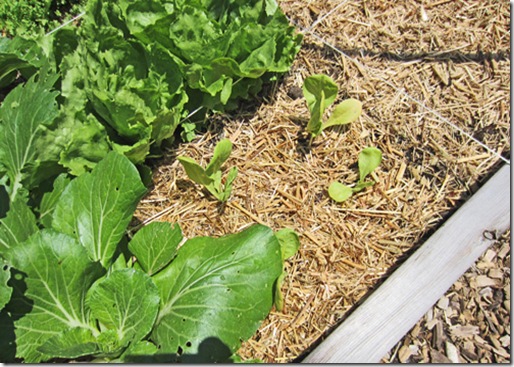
[178,138,237,202]
[303,74,362,142]
[328,147,382,202]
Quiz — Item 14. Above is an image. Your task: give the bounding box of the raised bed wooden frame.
[302,164,510,363]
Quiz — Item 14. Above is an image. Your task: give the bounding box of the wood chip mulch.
[383,231,511,363]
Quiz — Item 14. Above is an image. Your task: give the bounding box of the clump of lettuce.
[0,0,302,176]
[118,0,303,111]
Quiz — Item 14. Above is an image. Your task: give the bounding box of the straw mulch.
[133,0,510,363]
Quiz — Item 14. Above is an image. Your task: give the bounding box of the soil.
[133,0,510,363]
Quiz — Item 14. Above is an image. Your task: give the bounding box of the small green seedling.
[273,228,300,312]
[328,147,382,202]
[303,74,362,140]
[178,138,237,202]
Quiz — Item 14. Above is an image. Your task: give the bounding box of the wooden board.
[302,164,511,363]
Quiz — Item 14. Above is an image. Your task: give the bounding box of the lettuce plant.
[178,138,238,202]
[328,147,382,202]
[0,0,303,172]
[0,152,298,363]
[303,74,362,140]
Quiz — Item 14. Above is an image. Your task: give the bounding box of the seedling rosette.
[303,74,362,141]
[328,147,383,202]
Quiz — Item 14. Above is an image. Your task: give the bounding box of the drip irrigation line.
[42,4,510,165]
[45,11,85,36]
[304,0,350,33]
[289,14,510,165]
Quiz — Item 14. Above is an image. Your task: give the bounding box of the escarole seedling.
[178,138,237,202]
[303,74,362,141]
[328,147,382,203]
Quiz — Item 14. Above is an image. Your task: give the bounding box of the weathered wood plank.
[302,164,510,363]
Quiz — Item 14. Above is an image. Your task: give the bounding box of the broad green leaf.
[220,166,238,202]
[0,68,60,201]
[0,199,38,254]
[273,229,300,311]
[328,182,354,203]
[8,230,104,362]
[38,173,71,228]
[275,228,300,261]
[322,98,362,129]
[115,340,159,363]
[38,327,101,359]
[177,156,213,187]
[52,152,147,268]
[128,222,183,276]
[0,260,11,310]
[302,74,338,114]
[358,147,382,182]
[205,139,233,177]
[352,180,376,193]
[87,269,160,349]
[151,224,282,360]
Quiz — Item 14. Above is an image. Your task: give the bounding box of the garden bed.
[0,0,509,363]
[133,0,510,362]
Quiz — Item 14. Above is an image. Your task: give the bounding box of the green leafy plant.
[0,152,299,363]
[328,147,382,202]
[303,74,362,140]
[178,139,238,202]
[0,0,303,172]
[0,0,85,37]
[0,2,303,362]
[273,228,300,311]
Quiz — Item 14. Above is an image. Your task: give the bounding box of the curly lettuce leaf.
[116,0,302,111]
[66,0,188,163]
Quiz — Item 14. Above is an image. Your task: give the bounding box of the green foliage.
[0,67,61,202]
[0,152,291,363]
[0,0,302,172]
[0,0,86,37]
[303,74,362,139]
[273,228,300,311]
[0,2,302,362]
[178,139,238,202]
[328,147,383,203]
